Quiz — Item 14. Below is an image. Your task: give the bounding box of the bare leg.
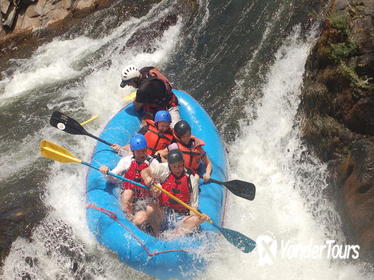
[148,204,163,236]
[132,210,148,226]
[132,203,162,235]
[173,215,203,237]
[121,189,134,218]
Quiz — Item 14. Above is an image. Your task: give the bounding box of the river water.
[0,0,372,279]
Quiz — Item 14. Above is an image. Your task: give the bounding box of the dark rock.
[351,16,374,47]
[75,0,98,11]
[2,4,17,30]
[62,0,73,10]
[299,0,374,261]
[0,204,46,266]
[125,15,178,52]
[344,97,374,135]
[33,0,47,17]
[1,0,11,14]
[335,0,349,10]
[25,256,33,267]
[46,7,70,26]
[25,5,42,18]
[356,52,374,76]
[338,138,374,259]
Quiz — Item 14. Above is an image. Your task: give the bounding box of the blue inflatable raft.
[86,90,228,279]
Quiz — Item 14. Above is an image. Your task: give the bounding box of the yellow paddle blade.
[40,140,81,163]
[122,91,136,102]
[80,115,99,126]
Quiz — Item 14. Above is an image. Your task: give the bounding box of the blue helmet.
[130,134,147,150]
[154,110,171,123]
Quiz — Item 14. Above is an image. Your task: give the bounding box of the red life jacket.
[140,67,178,115]
[148,68,173,93]
[144,119,173,155]
[123,157,151,198]
[140,67,173,93]
[159,170,193,213]
[175,136,205,172]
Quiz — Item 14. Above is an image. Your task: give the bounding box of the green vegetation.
[329,14,349,37]
[321,12,373,92]
[323,13,359,64]
[339,62,373,91]
[326,41,359,64]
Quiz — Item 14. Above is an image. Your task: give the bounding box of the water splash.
[200,27,368,280]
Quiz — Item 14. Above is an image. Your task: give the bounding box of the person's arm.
[188,173,209,221]
[202,153,212,183]
[141,161,170,185]
[100,156,132,183]
[99,166,120,184]
[111,144,130,156]
[138,126,148,134]
[139,66,155,77]
[154,147,168,162]
[141,167,154,186]
[134,87,148,112]
[141,161,170,197]
[189,174,200,209]
[155,142,178,162]
[134,101,143,111]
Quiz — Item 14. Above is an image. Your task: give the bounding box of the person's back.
[120,65,180,126]
[136,78,171,113]
[139,66,173,92]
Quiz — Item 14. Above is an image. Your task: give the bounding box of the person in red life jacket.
[138,110,174,156]
[141,149,209,237]
[99,134,159,233]
[120,65,181,127]
[109,110,174,157]
[156,120,212,182]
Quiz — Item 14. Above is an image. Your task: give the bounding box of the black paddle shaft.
[50,111,114,146]
[209,178,256,201]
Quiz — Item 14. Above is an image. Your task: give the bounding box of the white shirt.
[108,155,152,184]
[148,160,200,209]
[111,155,133,175]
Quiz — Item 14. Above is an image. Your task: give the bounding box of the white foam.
[1,2,184,278]
[1,38,100,101]
[82,22,182,118]
[1,2,370,279]
[200,28,368,279]
[0,16,141,105]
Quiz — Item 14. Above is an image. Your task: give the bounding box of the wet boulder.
[298,0,374,261]
[338,138,374,260]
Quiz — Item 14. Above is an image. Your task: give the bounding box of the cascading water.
[201,27,368,280]
[0,0,372,279]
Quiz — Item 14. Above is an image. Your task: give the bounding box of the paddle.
[50,112,256,202]
[208,178,256,201]
[80,115,99,126]
[122,91,136,102]
[39,140,256,253]
[50,111,114,146]
[151,185,256,253]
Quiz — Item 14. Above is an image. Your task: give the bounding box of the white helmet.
[120,65,141,87]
